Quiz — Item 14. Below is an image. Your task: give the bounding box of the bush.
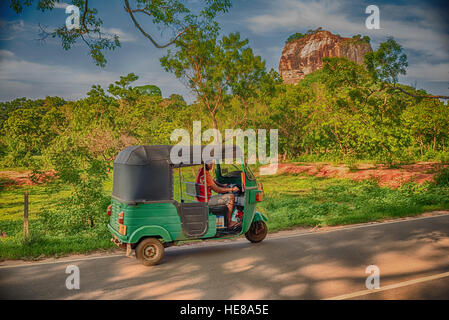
[435,151,449,163]
[40,192,110,236]
[435,167,449,187]
[286,32,305,43]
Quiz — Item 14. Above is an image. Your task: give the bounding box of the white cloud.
[246,0,357,35]
[0,50,190,102]
[101,27,137,43]
[0,19,25,41]
[0,50,16,59]
[406,63,449,82]
[53,2,70,9]
[0,51,120,100]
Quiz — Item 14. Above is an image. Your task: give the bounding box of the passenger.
[196,161,240,228]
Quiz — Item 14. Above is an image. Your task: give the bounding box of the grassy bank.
[258,174,449,231]
[0,178,116,260]
[1,170,449,260]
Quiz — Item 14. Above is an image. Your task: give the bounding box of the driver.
[196,161,240,228]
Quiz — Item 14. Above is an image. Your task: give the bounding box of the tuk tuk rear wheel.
[245,220,267,243]
[136,238,164,266]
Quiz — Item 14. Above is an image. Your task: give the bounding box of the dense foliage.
[266,57,449,163]
[1,39,448,169]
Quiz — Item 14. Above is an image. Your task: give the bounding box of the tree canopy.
[365,38,449,99]
[9,0,232,66]
[160,29,270,132]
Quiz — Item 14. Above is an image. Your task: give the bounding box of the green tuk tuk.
[107,145,268,266]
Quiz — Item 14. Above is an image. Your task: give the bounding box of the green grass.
[1,170,449,260]
[258,174,449,232]
[0,230,116,260]
[0,184,70,222]
[0,174,117,260]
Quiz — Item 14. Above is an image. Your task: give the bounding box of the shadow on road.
[1,215,449,299]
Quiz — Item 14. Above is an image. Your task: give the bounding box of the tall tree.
[364,37,449,99]
[160,29,267,132]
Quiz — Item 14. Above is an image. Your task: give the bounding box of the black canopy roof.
[114,145,243,167]
[112,145,243,203]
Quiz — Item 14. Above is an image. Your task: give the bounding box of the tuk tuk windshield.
[245,162,256,181]
[220,163,243,178]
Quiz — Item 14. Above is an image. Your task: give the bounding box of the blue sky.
[0,0,448,102]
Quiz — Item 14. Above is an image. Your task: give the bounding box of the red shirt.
[196,167,213,202]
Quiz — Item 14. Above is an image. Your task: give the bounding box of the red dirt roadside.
[0,170,56,187]
[1,162,446,189]
[273,162,446,188]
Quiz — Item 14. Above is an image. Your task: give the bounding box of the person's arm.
[207,172,235,194]
[214,179,227,188]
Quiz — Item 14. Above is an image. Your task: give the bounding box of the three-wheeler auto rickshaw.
[108,145,268,266]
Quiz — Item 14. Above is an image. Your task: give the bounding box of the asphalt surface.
[1,213,449,300]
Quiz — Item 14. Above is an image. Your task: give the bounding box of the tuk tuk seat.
[183,179,228,215]
[208,205,228,216]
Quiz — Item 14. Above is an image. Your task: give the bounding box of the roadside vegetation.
[259,172,449,232]
[1,168,449,260]
[1,1,448,260]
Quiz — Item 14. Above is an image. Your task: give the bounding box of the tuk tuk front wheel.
[136,238,164,266]
[245,220,268,243]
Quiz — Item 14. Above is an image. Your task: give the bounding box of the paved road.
[1,214,449,300]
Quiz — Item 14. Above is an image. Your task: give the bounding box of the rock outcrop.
[279,30,372,84]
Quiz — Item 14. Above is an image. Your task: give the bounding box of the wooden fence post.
[24,190,29,239]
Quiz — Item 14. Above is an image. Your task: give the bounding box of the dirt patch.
[272,162,446,188]
[0,170,56,187]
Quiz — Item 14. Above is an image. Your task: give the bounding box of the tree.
[160,29,268,133]
[41,132,110,232]
[107,73,140,101]
[0,98,28,131]
[4,107,44,164]
[168,94,187,107]
[2,97,67,166]
[402,99,449,156]
[136,85,162,97]
[264,56,443,163]
[365,37,408,84]
[365,37,449,99]
[10,0,231,67]
[319,57,412,162]
[286,32,305,43]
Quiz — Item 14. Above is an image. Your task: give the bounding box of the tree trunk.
[210,112,220,142]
